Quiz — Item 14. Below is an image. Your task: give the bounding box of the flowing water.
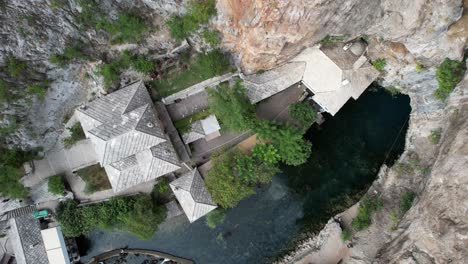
[79,86,411,264]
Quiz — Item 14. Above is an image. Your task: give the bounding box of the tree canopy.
[208,81,256,132]
[48,175,65,195]
[289,101,317,128]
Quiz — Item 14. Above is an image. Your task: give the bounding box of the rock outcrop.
[215,0,466,72]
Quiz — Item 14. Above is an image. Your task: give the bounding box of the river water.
[79,86,411,264]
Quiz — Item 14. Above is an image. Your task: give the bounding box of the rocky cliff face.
[0,0,182,150]
[215,0,466,72]
[214,0,467,263]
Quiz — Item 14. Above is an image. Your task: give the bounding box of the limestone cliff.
[215,0,466,72]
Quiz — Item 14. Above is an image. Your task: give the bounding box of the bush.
[76,164,112,194]
[208,81,256,132]
[167,0,217,40]
[131,56,155,74]
[400,191,416,214]
[56,195,166,239]
[289,101,316,128]
[252,143,280,164]
[206,209,226,229]
[415,63,425,72]
[428,128,442,144]
[48,175,65,195]
[153,178,170,195]
[341,228,351,241]
[75,0,101,28]
[202,29,221,46]
[27,84,47,100]
[320,35,345,46]
[434,58,466,101]
[50,45,87,66]
[254,121,312,166]
[6,54,27,77]
[97,13,149,44]
[205,149,279,208]
[351,196,383,230]
[62,122,86,148]
[389,210,399,230]
[372,58,386,71]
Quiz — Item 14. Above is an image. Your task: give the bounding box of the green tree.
[48,175,65,195]
[208,81,256,132]
[289,101,316,128]
[205,209,226,229]
[434,58,466,101]
[56,200,93,237]
[0,165,28,199]
[252,143,280,164]
[254,121,312,166]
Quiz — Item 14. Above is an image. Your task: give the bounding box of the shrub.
[27,84,47,100]
[50,45,87,66]
[48,175,65,195]
[389,210,399,230]
[75,0,101,28]
[351,196,383,230]
[289,101,316,128]
[320,35,345,46]
[205,149,279,208]
[62,122,86,148]
[208,81,256,132]
[56,195,166,239]
[167,0,217,40]
[0,165,28,199]
[76,164,111,194]
[6,54,27,77]
[131,56,155,74]
[400,191,416,214]
[341,228,351,241]
[97,13,148,44]
[206,209,226,229]
[50,0,66,9]
[252,143,280,164]
[153,178,170,195]
[202,29,221,46]
[415,63,425,72]
[372,58,386,71]
[428,128,442,144]
[434,58,466,101]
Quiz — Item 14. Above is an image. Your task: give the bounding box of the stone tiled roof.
[244,62,306,104]
[10,214,48,264]
[182,115,221,144]
[76,80,181,193]
[170,169,217,223]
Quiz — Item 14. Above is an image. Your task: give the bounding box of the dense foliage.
[208,81,256,132]
[48,175,65,195]
[205,209,226,229]
[62,122,86,148]
[205,149,279,208]
[167,0,216,40]
[372,58,386,71]
[289,101,317,128]
[434,58,466,101]
[56,195,166,239]
[351,196,383,230]
[254,121,312,166]
[252,143,280,164]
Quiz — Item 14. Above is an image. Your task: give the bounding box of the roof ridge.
[123,80,144,113]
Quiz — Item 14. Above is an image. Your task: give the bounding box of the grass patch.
[50,44,88,66]
[76,164,111,194]
[167,0,217,40]
[206,209,226,229]
[372,58,386,71]
[428,128,442,144]
[202,29,221,46]
[27,83,47,100]
[434,58,466,101]
[62,122,86,149]
[174,109,211,134]
[6,54,27,77]
[48,175,65,195]
[320,35,345,46]
[389,210,399,230]
[341,228,351,241]
[351,196,383,231]
[97,13,149,44]
[400,191,416,214]
[149,50,231,97]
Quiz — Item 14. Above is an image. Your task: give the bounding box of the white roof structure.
[40,227,70,264]
[182,115,221,144]
[243,42,379,116]
[169,169,217,223]
[76,80,181,193]
[291,44,379,116]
